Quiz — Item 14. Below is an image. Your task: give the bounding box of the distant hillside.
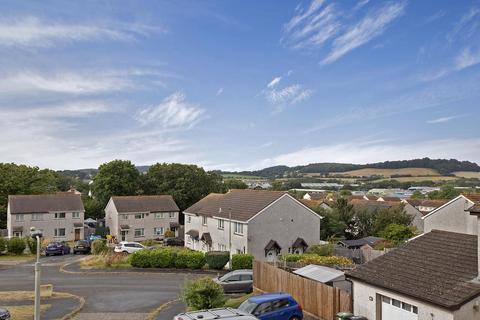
[222,158,480,178]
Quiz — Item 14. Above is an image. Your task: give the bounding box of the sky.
[0,0,479,171]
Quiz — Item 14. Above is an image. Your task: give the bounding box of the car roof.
[248,292,293,303]
[228,269,253,274]
[177,307,256,319]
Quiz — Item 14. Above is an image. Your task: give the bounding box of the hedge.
[231,254,253,270]
[0,237,6,254]
[91,239,108,255]
[296,254,353,266]
[175,250,206,269]
[7,237,26,255]
[26,237,38,254]
[129,248,206,269]
[306,244,333,256]
[205,251,230,270]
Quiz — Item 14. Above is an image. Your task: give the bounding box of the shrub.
[7,237,26,255]
[306,244,333,256]
[380,223,415,243]
[26,237,38,254]
[0,237,6,254]
[175,250,206,269]
[129,250,152,268]
[150,248,176,268]
[91,239,108,255]
[141,239,157,247]
[283,254,303,262]
[164,230,175,238]
[231,254,253,270]
[298,254,353,266]
[205,251,230,270]
[181,277,226,310]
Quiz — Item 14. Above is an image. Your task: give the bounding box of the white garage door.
[381,296,418,320]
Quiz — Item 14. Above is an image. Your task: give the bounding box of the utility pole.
[229,207,232,269]
[30,227,43,320]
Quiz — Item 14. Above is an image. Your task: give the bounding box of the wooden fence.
[253,261,352,320]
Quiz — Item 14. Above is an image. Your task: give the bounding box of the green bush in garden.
[175,250,206,269]
[0,237,7,254]
[231,254,253,270]
[306,244,333,256]
[150,248,176,268]
[129,250,152,268]
[91,239,108,255]
[7,237,26,255]
[26,237,37,254]
[205,251,230,270]
[181,277,226,310]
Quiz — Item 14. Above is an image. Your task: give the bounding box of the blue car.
[45,241,71,256]
[238,292,303,320]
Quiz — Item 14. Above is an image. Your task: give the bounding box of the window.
[72,212,80,219]
[412,306,418,314]
[218,219,224,229]
[402,302,411,312]
[271,300,290,311]
[234,222,244,235]
[169,212,175,218]
[122,214,128,220]
[154,227,164,236]
[31,213,43,221]
[392,299,401,308]
[13,231,22,237]
[202,216,207,225]
[240,274,252,281]
[134,228,145,237]
[134,213,145,219]
[54,212,66,219]
[15,214,24,222]
[382,296,390,304]
[187,216,192,223]
[225,275,241,282]
[255,302,272,315]
[54,228,66,237]
[155,212,164,219]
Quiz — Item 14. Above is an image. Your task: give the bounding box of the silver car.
[213,269,253,294]
[174,308,258,320]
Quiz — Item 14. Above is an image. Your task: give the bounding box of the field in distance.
[333,167,439,178]
[453,171,480,179]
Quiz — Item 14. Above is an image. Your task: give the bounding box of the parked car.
[164,237,184,246]
[214,269,253,293]
[114,241,146,254]
[89,235,102,242]
[238,292,303,320]
[73,240,91,254]
[0,308,11,320]
[45,241,71,256]
[174,308,259,320]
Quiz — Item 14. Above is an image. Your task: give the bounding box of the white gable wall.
[423,196,476,235]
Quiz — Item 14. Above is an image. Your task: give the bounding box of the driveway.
[0,254,191,319]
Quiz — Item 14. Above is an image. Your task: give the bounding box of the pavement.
[0,254,193,319]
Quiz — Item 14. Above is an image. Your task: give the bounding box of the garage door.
[381,296,418,320]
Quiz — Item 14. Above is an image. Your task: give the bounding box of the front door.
[121,230,127,241]
[74,229,80,241]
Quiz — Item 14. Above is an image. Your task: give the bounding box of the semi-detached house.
[7,193,85,241]
[105,195,180,242]
[183,189,321,261]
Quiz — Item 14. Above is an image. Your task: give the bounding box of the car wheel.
[122,251,128,255]
[289,317,301,320]
[45,253,49,257]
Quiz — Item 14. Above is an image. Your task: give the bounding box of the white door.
[381,296,418,320]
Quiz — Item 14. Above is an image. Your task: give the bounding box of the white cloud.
[256,138,480,168]
[135,92,205,128]
[427,115,465,124]
[267,77,282,88]
[216,88,224,96]
[455,47,480,70]
[0,16,161,48]
[322,2,406,64]
[447,7,479,42]
[263,84,312,106]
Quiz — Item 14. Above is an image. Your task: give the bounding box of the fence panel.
[253,261,352,320]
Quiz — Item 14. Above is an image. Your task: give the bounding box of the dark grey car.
[174,308,258,320]
[214,269,253,294]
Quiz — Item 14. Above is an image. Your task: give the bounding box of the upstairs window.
[134,213,145,219]
[54,212,66,219]
[155,213,164,219]
[202,216,208,225]
[15,214,24,222]
[169,212,175,218]
[218,219,225,230]
[32,213,44,221]
[72,212,80,219]
[234,222,244,235]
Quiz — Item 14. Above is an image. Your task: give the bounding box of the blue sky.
[0,0,479,170]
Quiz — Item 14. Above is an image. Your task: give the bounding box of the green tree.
[428,185,461,200]
[224,179,248,190]
[381,223,416,243]
[339,189,352,197]
[373,205,412,236]
[318,208,345,239]
[181,277,226,310]
[93,160,141,206]
[355,209,376,238]
[270,181,284,191]
[410,190,425,199]
[142,163,226,210]
[83,196,104,220]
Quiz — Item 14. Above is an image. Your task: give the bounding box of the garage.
[381,296,418,320]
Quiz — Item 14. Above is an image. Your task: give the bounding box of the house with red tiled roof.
[183,189,321,261]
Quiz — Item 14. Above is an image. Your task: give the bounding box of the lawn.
[0,254,35,262]
[80,254,131,269]
[224,293,254,309]
[0,304,50,320]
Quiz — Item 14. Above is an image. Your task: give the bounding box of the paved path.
[0,255,190,319]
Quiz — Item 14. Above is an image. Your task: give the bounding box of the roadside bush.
[129,250,152,268]
[164,230,175,238]
[306,244,333,256]
[141,239,157,247]
[205,251,230,270]
[91,239,108,255]
[0,237,6,254]
[298,254,353,266]
[26,237,38,254]
[150,248,176,268]
[181,277,226,310]
[175,250,206,269]
[231,254,253,270]
[7,237,26,255]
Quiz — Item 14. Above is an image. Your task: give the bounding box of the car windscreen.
[238,299,258,314]
[76,241,89,245]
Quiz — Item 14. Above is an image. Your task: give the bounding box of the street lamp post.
[228,208,232,269]
[30,227,43,320]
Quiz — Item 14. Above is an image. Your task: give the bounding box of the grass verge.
[80,254,131,269]
[0,304,50,320]
[0,254,35,262]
